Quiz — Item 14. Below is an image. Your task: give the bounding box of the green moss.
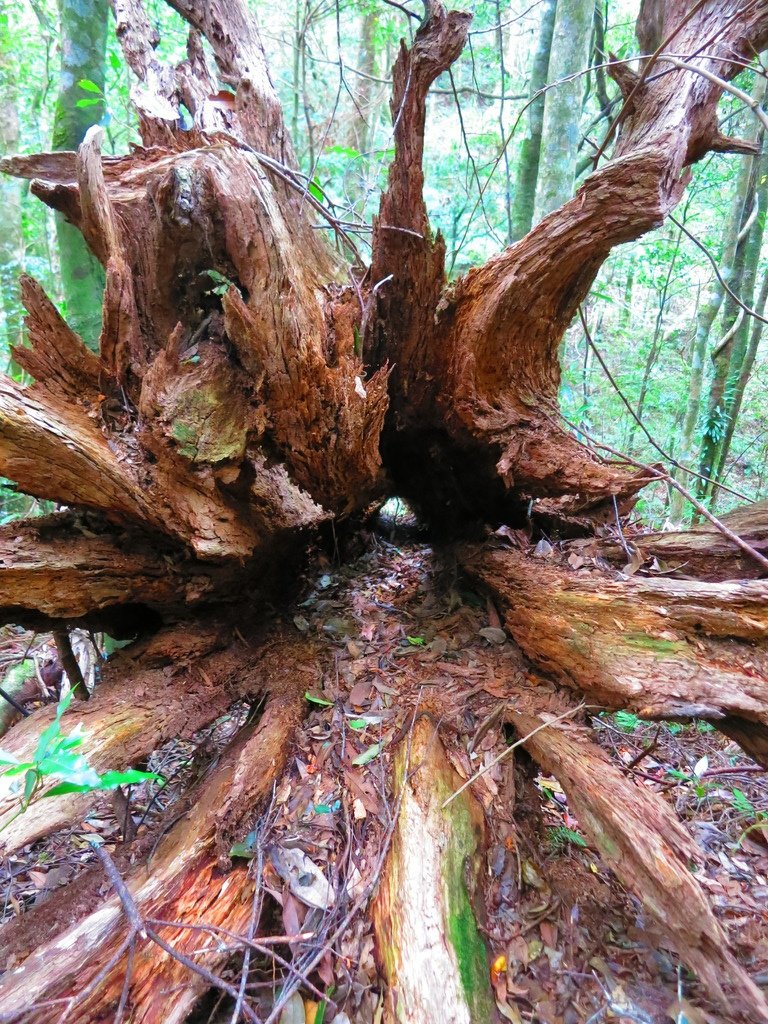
[439,780,496,1022]
[169,383,246,463]
[623,632,685,654]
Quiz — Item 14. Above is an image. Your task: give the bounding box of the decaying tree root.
[0,631,312,1024]
[512,705,768,1023]
[0,0,767,1020]
[0,513,241,628]
[371,716,496,1024]
[0,621,256,856]
[589,498,768,581]
[461,544,768,750]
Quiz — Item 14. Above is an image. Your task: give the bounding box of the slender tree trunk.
[495,0,513,243]
[52,0,109,348]
[343,8,379,204]
[0,4,24,365]
[533,0,593,223]
[709,148,768,498]
[715,267,768,490]
[697,69,767,501]
[509,0,556,241]
[627,224,682,454]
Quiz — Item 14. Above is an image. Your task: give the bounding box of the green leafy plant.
[76,77,105,109]
[0,690,160,831]
[730,787,768,845]
[546,825,587,852]
[613,710,641,732]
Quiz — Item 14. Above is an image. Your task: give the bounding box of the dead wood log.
[371,716,495,1024]
[370,1,768,520]
[0,514,241,629]
[587,498,768,580]
[0,632,312,1024]
[0,622,255,856]
[513,706,768,1023]
[0,2,767,1019]
[461,545,768,755]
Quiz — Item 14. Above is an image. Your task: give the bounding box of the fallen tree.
[0,0,767,1021]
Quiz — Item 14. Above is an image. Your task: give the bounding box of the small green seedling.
[0,690,160,831]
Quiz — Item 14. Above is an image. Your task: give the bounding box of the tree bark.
[460,544,768,757]
[371,716,496,1024]
[510,0,557,241]
[532,0,593,222]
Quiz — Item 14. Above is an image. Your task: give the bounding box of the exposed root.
[371,716,495,1024]
[513,705,768,1023]
[0,637,310,1023]
[0,622,256,856]
[461,544,768,747]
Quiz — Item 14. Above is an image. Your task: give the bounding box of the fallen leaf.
[271,847,335,910]
[479,627,507,645]
[352,742,383,766]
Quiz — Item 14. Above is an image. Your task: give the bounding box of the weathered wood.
[515,706,768,1023]
[372,1,768,518]
[0,513,248,628]
[588,498,768,580]
[0,646,308,1023]
[0,621,279,856]
[1,3,768,1019]
[461,545,768,737]
[372,716,495,1024]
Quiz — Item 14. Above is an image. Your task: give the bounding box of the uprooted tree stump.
[0,0,768,1021]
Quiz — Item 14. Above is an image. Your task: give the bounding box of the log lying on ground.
[372,716,495,1024]
[0,632,312,1024]
[513,706,768,1023]
[0,513,243,628]
[0,621,256,856]
[460,545,768,749]
[586,498,768,580]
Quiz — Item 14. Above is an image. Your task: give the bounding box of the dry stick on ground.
[44,834,267,1024]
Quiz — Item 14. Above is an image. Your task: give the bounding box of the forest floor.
[0,522,767,1024]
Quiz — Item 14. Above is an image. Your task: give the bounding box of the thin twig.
[590,0,711,168]
[556,411,768,573]
[89,842,263,1024]
[577,306,753,503]
[670,216,768,328]
[442,703,586,809]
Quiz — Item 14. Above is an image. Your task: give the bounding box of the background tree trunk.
[0,5,23,365]
[52,0,109,348]
[532,0,593,223]
[510,0,557,241]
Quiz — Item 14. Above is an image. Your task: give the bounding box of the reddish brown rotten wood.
[514,706,768,1023]
[370,1,768,520]
[0,641,309,1024]
[461,544,768,758]
[585,498,768,581]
